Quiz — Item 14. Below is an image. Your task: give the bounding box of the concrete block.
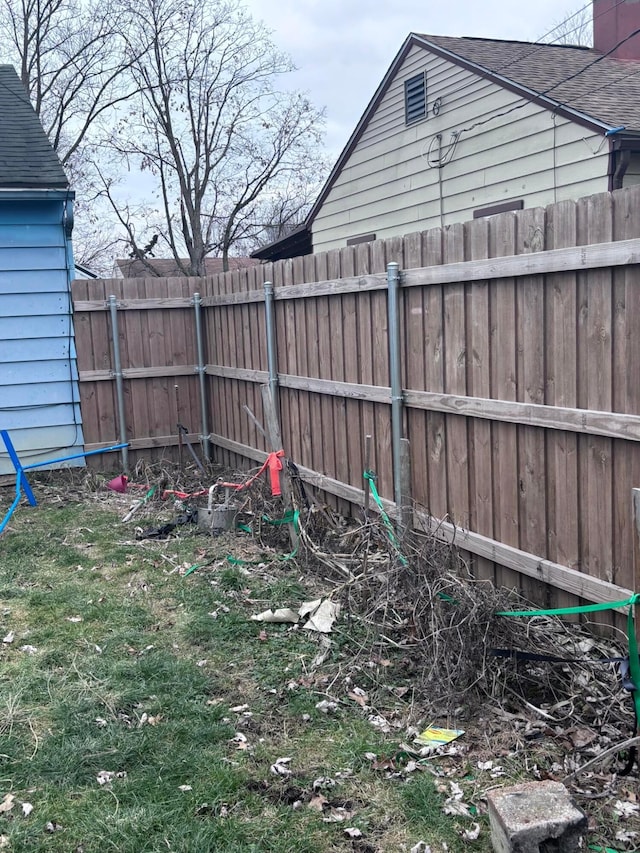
[486,780,587,853]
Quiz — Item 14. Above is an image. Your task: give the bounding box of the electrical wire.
[441,24,640,147]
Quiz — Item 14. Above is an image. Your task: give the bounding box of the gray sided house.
[0,65,83,475]
[254,0,640,260]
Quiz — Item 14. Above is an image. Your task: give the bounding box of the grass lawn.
[0,472,638,852]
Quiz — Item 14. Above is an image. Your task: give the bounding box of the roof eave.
[0,187,73,199]
[250,224,312,261]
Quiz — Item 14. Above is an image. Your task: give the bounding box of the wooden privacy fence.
[72,185,640,611]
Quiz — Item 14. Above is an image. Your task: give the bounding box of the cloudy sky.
[245,0,589,154]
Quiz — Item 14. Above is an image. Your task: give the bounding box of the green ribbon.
[362,471,455,603]
[225,511,301,566]
[262,509,300,560]
[363,470,408,567]
[496,594,639,618]
[499,593,640,727]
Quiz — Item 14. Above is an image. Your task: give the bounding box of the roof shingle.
[0,65,69,189]
[419,34,640,131]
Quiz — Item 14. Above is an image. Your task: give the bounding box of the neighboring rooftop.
[420,33,640,131]
[115,256,260,278]
[0,65,69,189]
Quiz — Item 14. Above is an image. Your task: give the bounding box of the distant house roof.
[256,33,640,261]
[115,256,260,278]
[0,65,69,190]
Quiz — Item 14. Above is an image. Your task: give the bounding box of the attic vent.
[405,72,427,125]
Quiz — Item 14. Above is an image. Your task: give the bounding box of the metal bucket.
[197,486,238,534]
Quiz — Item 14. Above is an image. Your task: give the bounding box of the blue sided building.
[0,65,84,475]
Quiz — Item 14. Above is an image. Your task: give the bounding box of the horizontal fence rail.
[71,186,640,613]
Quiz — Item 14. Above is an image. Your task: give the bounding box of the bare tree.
[108,0,326,275]
[0,0,150,272]
[544,5,593,47]
[0,0,142,165]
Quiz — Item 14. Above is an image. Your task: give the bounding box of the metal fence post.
[263,281,279,412]
[108,295,129,472]
[387,262,403,513]
[193,292,211,462]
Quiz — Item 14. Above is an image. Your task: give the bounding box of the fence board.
[489,213,520,592]
[516,207,548,604]
[443,223,469,530]
[423,228,448,519]
[466,218,494,583]
[545,199,580,616]
[579,194,614,613]
[404,232,427,507]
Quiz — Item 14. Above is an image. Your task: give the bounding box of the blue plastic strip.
[0,470,25,534]
[21,442,128,470]
[1,429,36,506]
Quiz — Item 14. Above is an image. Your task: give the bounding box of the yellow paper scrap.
[414,727,464,747]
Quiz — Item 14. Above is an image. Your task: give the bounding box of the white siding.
[312,45,610,252]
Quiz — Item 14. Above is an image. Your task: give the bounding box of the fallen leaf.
[315,699,338,714]
[368,714,391,732]
[371,756,396,772]
[312,776,337,790]
[616,829,638,843]
[308,794,328,811]
[444,801,472,817]
[344,827,363,838]
[2,631,14,644]
[614,800,640,818]
[323,806,353,823]
[270,757,292,777]
[96,770,126,786]
[462,822,480,841]
[567,727,597,749]
[310,636,332,669]
[0,795,15,814]
[347,687,369,708]
[251,608,298,623]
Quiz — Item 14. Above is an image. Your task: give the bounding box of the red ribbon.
[266,450,284,496]
[215,450,285,497]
